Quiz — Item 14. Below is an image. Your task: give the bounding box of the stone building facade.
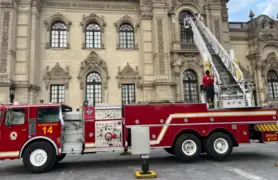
[0,0,278,109]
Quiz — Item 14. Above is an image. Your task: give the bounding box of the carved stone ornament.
[80,13,106,49]
[114,15,139,49]
[0,11,10,74]
[140,12,153,20]
[78,51,109,89]
[262,52,278,80]
[168,1,202,15]
[252,15,278,42]
[116,63,141,88]
[114,15,139,33]
[44,12,72,32]
[80,13,106,32]
[43,62,71,89]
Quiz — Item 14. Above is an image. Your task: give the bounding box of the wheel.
[205,132,233,161]
[174,134,201,162]
[22,141,57,173]
[164,148,175,155]
[56,153,66,163]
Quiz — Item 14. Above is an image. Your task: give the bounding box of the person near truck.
[202,70,215,108]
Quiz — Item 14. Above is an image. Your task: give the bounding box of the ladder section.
[188,17,253,107]
[193,18,245,94]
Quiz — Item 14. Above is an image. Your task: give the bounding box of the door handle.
[20,129,27,131]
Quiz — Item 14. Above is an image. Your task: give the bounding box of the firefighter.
[202,70,215,108]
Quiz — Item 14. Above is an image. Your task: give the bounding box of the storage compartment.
[62,143,83,154]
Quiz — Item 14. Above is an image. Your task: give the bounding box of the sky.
[227,0,278,22]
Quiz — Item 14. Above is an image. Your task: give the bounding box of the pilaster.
[151,0,174,101]
[138,0,155,101]
[0,0,18,85]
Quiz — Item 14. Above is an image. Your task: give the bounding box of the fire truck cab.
[0,103,71,173]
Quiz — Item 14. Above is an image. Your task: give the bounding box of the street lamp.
[9,83,15,104]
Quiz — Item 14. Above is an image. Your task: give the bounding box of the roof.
[0,103,72,111]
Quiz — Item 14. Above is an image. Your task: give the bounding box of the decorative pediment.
[249,15,278,42]
[116,63,141,88]
[43,63,71,89]
[44,12,72,31]
[114,15,139,33]
[78,51,109,89]
[80,13,106,32]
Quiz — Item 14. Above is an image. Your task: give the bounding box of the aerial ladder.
[184,15,255,108]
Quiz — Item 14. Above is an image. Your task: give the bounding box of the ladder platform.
[208,106,265,111]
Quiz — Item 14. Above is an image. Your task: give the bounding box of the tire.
[174,134,201,162]
[164,148,175,155]
[56,154,66,163]
[22,141,57,173]
[205,132,233,161]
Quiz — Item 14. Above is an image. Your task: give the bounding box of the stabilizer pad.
[134,170,157,179]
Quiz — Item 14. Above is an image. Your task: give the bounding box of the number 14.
[42,126,53,134]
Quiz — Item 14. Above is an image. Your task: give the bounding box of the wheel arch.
[207,128,238,146]
[20,136,59,158]
[172,129,202,148]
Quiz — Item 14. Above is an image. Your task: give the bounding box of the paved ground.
[0,143,278,180]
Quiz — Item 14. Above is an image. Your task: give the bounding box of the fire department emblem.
[10,132,18,140]
[87,109,93,115]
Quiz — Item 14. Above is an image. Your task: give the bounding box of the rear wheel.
[23,141,56,173]
[174,134,201,162]
[205,132,233,161]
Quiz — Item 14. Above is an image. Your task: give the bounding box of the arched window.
[119,23,134,49]
[179,11,194,49]
[50,21,67,48]
[85,23,101,48]
[85,72,102,105]
[183,69,199,103]
[267,70,278,100]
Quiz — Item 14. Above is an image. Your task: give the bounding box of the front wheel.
[23,141,57,173]
[205,132,233,161]
[174,134,201,162]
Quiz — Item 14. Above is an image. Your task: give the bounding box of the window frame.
[85,22,102,48]
[5,108,26,126]
[50,21,68,48]
[85,72,102,106]
[121,84,136,104]
[183,69,199,103]
[119,23,135,49]
[37,107,60,124]
[267,70,278,100]
[49,84,65,103]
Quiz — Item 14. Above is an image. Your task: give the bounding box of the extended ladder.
[185,16,254,108]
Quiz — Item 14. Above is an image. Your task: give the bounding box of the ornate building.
[0,0,277,108]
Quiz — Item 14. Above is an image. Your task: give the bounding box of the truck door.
[0,107,29,158]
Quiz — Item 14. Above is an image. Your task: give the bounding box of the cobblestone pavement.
[0,143,278,180]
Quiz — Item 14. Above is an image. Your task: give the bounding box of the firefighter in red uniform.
[202,70,215,108]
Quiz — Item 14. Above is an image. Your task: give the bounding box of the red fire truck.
[0,102,278,173]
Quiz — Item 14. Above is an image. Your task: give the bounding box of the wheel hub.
[182,140,197,156]
[30,149,48,167]
[213,138,228,154]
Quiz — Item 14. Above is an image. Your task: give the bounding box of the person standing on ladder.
[202,70,215,108]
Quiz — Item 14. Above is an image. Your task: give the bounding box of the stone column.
[138,0,154,101]
[173,64,182,102]
[255,63,265,104]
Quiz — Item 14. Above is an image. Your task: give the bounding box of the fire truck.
[0,102,278,174]
[0,15,277,175]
